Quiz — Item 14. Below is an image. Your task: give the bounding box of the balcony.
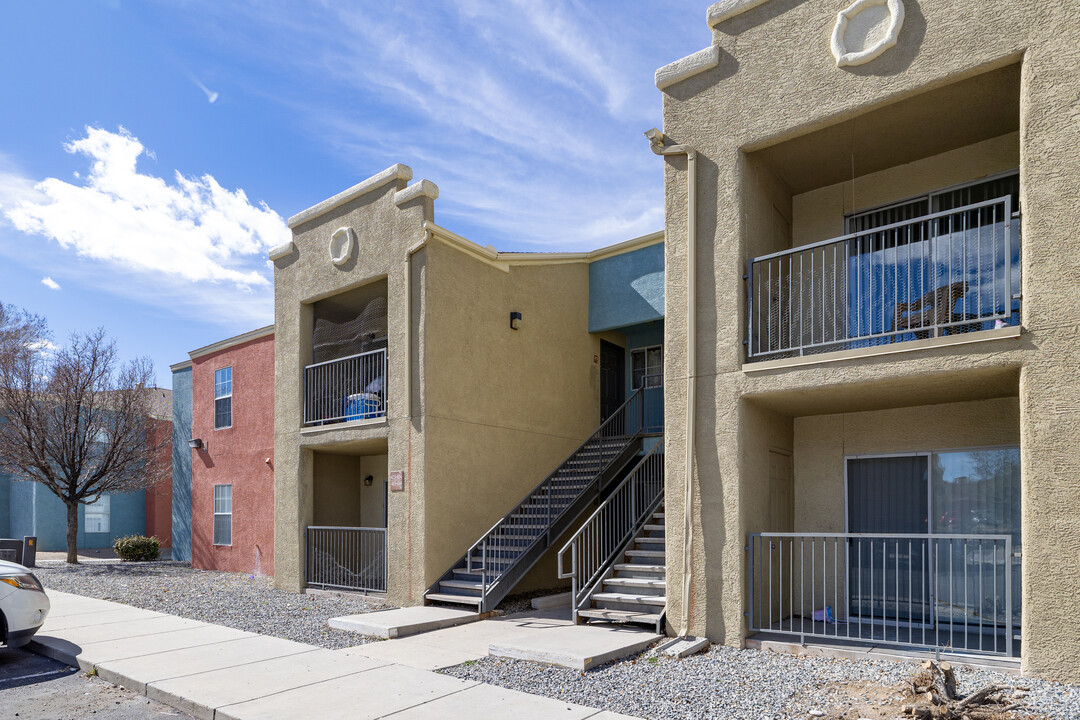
[303,348,387,426]
[746,196,1019,362]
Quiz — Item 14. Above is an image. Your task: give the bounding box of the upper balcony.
[303,280,388,427]
[746,178,1020,362]
[740,63,1021,366]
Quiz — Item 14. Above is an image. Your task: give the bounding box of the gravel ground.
[442,643,1080,720]
[35,561,395,649]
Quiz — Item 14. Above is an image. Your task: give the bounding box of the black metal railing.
[306,526,386,593]
[303,349,386,426]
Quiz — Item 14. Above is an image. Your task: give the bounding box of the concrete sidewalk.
[340,607,662,671]
[31,590,640,720]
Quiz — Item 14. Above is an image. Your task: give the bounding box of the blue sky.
[0,1,709,386]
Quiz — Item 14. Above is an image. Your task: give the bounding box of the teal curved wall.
[588,242,664,332]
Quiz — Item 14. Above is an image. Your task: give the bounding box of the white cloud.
[40,276,60,290]
[6,127,289,291]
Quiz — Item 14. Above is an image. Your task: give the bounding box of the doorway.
[599,340,625,422]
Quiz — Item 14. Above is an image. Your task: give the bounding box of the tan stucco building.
[654,0,1079,682]
[271,166,666,611]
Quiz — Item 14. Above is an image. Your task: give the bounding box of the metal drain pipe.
[646,128,697,638]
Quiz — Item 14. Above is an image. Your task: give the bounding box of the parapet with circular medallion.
[831,0,905,68]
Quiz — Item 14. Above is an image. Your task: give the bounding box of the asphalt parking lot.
[0,645,193,719]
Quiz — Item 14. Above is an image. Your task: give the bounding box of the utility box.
[21,536,36,568]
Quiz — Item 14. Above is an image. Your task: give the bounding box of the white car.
[0,559,49,648]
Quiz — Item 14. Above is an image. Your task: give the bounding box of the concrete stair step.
[578,608,662,624]
[613,563,665,574]
[642,524,665,532]
[592,592,667,607]
[636,536,664,545]
[625,549,665,559]
[603,577,666,590]
[425,593,484,607]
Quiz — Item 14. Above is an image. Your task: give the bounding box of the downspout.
[646,128,697,638]
[403,231,429,602]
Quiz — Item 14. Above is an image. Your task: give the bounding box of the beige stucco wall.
[660,0,1080,680]
[792,132,1020,247]
[274,177,430,605]
[793,397,1021,534]
[421,241,603,589]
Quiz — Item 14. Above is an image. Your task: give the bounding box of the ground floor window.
[846,447,1020,630]
[84,495,110,534]
[631,345,662,389]
[213,484,233,546]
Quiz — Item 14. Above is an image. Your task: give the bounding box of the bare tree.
[0,303,170,563]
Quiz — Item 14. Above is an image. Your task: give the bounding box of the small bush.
[113,535,160,561]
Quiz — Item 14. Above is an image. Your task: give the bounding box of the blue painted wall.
[28,484,146,550]
[0,473,10,537]
[588,242,664,333]
[171,365,193,563]
[623,322,664,433]
[1,473,145,550]
[9,477,35,540]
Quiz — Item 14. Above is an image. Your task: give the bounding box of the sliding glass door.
[847,448,1021,635]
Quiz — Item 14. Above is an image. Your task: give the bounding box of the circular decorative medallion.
[831,0,905,68]
[329,227,356,266]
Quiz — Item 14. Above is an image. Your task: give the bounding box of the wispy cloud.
[40,276,60,290]
[172,1,707,250]
[3,126,288,325]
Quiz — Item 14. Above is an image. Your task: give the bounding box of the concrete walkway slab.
[42,607,165,631]
[96,635,316,693]
[44,614,205,646]
[339,608,573,670]
[328,605,480,639]
[386,681,599,719]
[34,623,253,670]
[147,647,390,720]
[489,623,661,670]
[340,639,484,671]
[214,664,478,720]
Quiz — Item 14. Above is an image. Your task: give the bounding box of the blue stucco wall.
[1,474,143,550]
[0,473,10,537]
[9,477,36,540]
[588,242,664,333]
[171,365,193,563]
[28,484,145,551]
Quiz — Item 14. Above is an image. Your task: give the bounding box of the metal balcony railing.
[303,348,386,426]
[746,196,1019,361]
[305,526,386,593]
[558,442,664,624]
[747,532,1020,657]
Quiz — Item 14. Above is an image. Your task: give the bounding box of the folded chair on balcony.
[892,280,969,340]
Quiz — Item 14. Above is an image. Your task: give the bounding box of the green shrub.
[113,535,160,561]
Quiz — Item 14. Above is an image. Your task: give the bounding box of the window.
[630,346,662,389]
[214,367,232,429]
[213,485,233,546]
[85,495,110,534]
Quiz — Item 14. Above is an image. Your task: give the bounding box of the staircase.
[558,442,666,633]
[578,504,666,631]
[424,387,659,613]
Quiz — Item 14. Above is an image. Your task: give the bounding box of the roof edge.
[707,0,773,27]
[189,325,275,361]
[288,164,413,228]
[656,46,720,90]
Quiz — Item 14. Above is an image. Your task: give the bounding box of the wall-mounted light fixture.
[188,438,204,451]
[364,474,374,487]
[510,311,522,330]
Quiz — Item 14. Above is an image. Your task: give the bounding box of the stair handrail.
[557,441,665,621]
[462,387,647,600]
